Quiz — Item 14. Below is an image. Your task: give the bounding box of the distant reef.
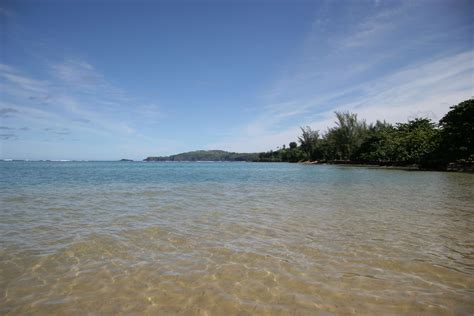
[119,159,134,161]
[144,150,259,162]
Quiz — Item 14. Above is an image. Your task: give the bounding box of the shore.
[300,160,474,172]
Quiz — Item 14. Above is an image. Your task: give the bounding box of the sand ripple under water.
[0,162,473,315]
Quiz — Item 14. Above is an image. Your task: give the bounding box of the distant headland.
[144,150,258,162]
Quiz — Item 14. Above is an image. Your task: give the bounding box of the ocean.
[1,161,473,315]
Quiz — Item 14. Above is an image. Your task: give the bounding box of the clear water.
[1,161,473,315]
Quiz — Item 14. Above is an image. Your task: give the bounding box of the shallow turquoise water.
[1,162,473,315]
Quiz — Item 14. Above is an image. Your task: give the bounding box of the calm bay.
[1,161,473,315]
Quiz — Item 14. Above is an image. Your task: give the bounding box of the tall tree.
[393,118,438,164]
[354,120,394,162]
[438,99,474,162]
[298,126,319,160]
[329,112,368,160]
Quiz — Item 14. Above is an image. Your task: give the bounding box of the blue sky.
[1,0,473,160]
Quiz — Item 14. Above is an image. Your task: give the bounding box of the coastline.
[299,160,474,172]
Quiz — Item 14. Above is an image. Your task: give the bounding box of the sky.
[0,0,473,160]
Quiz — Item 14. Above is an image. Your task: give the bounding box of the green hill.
[144,150,259,162]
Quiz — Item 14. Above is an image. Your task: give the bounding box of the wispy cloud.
[207,1,473,153]
[43,127,71,135]
[0,56,174,159]
[1,72,49,94]
[0,133,17,140]
[52,60,101,86]
[50,60,126,99]
[2,0,472,159]
[72,118,91,124]
[339,2,413,48]
[0,59,162,140]
[210,50,474,152]
[0,107,19,118]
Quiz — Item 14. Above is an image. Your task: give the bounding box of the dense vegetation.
[144,150,259,161]
[256,99,473,169]
[144,99,472,170]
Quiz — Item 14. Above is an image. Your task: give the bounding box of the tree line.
[256,99,473,169]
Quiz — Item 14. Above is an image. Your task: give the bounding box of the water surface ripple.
[1,162,473,315]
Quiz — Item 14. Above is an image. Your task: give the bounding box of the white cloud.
[210,50,474,153]
[1,57,173,159]
[339,2,413,48]
[0,60,163,140]
[51,60,103,89]
[228,0,473,154]
[0,70,50,95]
